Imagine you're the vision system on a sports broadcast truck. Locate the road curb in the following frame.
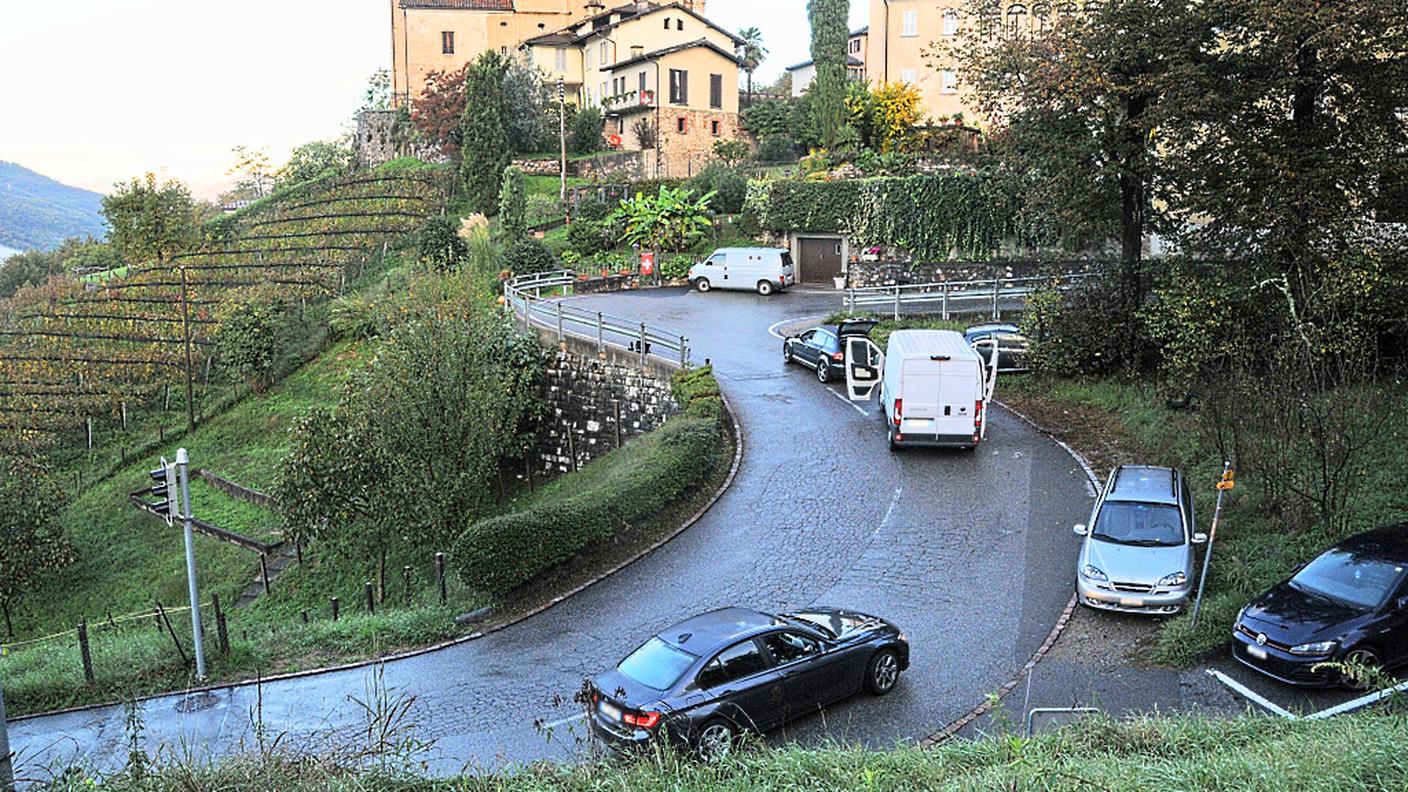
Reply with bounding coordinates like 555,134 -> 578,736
8,386 -> 746,725
917,399 -> 1099,747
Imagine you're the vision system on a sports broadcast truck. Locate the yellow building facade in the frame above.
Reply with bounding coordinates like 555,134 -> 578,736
866,0 -> 1088,124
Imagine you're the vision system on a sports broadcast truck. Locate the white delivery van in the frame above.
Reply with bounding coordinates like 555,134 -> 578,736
843,329 -> 996,451
687,247 -> 795,296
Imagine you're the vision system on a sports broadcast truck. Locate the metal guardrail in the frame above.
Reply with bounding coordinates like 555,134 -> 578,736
843,273 -> 1095,320
503,269 -> 691,369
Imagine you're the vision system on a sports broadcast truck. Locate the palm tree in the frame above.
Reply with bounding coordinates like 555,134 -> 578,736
737,27 -> 767,106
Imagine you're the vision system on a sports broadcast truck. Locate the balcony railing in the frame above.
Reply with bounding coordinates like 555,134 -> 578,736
603,89 -> 656,110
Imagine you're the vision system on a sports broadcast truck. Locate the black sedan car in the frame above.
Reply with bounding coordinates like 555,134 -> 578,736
783,319 -> 877,383
588,606 -> 909,758
1232,523 -> 1408,688
965,323 -> 1029,373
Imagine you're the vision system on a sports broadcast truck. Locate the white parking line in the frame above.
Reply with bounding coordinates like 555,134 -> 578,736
1306,678 -> 1408,719
1205,668 -> 1297,718
767,315 -> 831,340
825,386 -> 873,417
542,712 -> 586,729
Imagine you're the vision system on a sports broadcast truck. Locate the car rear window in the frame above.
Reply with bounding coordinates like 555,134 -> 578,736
1092,502 -> 1184,547
618,637 -> 698,690
1292,550 -> 1407,610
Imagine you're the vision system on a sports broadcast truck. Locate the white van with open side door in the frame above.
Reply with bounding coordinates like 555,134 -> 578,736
687,247 -> 795,296
843,329 -> 996,451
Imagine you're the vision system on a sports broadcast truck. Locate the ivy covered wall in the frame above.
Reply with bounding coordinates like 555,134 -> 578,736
745,174 -> 1038,261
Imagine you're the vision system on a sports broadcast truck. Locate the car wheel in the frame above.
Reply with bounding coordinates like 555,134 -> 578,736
1341,646 -> 1384,691
816,361 -> 831,383
696,278 -> 711,293
757,280 -> 774,296
694,718 -> 738,761
783,344 -> 793,364
866,648 -> 901,695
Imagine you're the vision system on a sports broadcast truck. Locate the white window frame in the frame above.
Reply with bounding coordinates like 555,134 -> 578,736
942,9 -> 959,36
900,68 -> 917,84
599,40 -> 609,64
555,47 -> 567,72
941,70 -> 958,94
902,10 -> 919,37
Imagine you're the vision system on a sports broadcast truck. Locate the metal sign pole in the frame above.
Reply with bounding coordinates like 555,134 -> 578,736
175,448 -> 207,679
1191,461 -> 1234,629
1,675 -> 13,792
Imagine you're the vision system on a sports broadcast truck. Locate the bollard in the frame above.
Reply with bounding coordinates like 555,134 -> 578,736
991,279 -> 1000,319
942,283 -> 950,321
78,621 -> 95,685
893,288 -> 900,320
403,565 -> 413,606
331,596 -> 340,621
436,552 -> 447,605
300,610 -> 309,624
365,582 -> 375,615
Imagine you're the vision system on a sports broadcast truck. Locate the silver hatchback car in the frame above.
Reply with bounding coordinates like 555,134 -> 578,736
1074,465 -> 1207,615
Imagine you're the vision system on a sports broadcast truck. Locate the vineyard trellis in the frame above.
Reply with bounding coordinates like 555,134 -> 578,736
0,169 -> 451,457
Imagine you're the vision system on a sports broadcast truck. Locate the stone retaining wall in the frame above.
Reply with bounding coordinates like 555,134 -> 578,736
535,348 -> 676,476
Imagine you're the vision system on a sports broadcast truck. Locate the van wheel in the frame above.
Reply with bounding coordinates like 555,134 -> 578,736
756,280 -> 774,296
695,279 -> 711,293
887,426 -> 899,452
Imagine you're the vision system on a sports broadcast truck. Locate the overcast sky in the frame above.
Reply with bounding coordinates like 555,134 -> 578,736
0,1 -> 868,200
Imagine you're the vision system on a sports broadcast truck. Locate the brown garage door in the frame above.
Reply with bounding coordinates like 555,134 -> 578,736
798,237 -> 843,284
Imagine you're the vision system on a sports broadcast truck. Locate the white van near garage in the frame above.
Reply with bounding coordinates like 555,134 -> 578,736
843,329 -> 996,451
687,247 -> 795,295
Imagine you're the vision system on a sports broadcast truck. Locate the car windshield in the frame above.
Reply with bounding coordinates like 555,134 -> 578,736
1092,502 -> 1184,547
1290,550 -> 1407,611
617,637 -> 698,690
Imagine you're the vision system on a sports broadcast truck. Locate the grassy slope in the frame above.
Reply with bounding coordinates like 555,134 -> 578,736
1000,376 -> 1408,665
67,711 -> 1408,791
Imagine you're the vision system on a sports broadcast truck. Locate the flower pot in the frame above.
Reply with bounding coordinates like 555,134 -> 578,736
833,275 -> 847,290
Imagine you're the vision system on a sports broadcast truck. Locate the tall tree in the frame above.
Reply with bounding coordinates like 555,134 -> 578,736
807,0 -> 850,147
951,0 -> 1194,346
0,454 -> 75,637
460,52 -> 513,214
101,172 -> 198,267
227,145 -> 274,198
412,64 -> 471,157
498,165 -> 528,244
737,27 -> 768,104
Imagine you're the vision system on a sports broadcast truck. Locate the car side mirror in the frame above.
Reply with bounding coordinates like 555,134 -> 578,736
1192,532 -> 1208,545
1397,595 -> 1408,612
1073,523 -> 1088,537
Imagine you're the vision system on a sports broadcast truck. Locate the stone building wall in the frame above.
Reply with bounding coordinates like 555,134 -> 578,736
535,348 -> 677,476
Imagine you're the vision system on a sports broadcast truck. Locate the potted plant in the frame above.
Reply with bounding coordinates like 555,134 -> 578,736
833,274 -> 847,290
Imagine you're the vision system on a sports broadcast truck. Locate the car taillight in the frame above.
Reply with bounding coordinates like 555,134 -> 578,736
831,351 -> 844,362
624,710 -> 661,729
894,398 -> 903,426
975,399 -> 984,428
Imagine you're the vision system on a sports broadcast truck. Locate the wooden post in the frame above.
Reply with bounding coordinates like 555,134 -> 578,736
259,554 -> 271,595
364,582 -> 375,615
435,552 -> 447,605
86,417 -> 93,450
613,399 -> 622,448
179,266 -> 196,432
300,610 -> 308,624
154,602 -> 189,666
212,593 -> 229,655
121,401 -> 128,431
331,596 -> 340,621
403,565 -> 412,606
295,542 -> 303,565
77,621 -> 95,685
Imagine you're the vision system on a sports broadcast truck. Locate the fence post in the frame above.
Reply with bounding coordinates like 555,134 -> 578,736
942,283 -> 950,321
259,554 -> 271,596
435,552 -> 447,605
212,593 -> 229,655
679,336 -> 688,368
847,289 -> 855,315
638,323 -> 647,366
77,621 -> 95,685
893,288 -> 900,321
331,597 -> 340,621
365,582 -> 375,615
556,301 -> 565,344
596,312 -> 605,358
992,278 -> 1000,319
403,565 -> 413,606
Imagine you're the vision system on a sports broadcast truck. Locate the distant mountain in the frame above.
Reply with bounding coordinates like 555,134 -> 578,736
0,161 -> 106,251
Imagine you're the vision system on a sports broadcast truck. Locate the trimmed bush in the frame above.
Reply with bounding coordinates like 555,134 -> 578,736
504,238 -> 559,275
453,367 -> 726,596
689,165 -> 748,215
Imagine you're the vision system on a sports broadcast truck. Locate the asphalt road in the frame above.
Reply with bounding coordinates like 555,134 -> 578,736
7,287 -> 1092,783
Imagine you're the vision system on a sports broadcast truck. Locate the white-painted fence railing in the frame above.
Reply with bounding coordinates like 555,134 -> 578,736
843,273 -> 1095,320
503,269 -> 691,368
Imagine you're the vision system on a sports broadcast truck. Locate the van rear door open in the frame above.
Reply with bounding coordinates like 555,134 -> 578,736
855,329 -> 991,449
844,337 -> 884,400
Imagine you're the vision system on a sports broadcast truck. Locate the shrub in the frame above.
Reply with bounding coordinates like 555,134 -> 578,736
214,285 -> 289,393
689,165 -> 748,215
417,215 -> 468,270
498,165 -> 528,243
566,219 -> 610,256
757,134 -> 799,163
504,238 -> 559,274
660,253 -> 695,281
453,368 -> 725,596
571,106 -> 604,155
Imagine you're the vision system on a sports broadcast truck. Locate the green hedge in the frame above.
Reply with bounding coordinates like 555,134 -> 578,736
744,173 -> 1035,260
453,367 -> 727,596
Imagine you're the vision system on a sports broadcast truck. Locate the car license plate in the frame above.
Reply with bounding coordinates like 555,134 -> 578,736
854,370 -> 873,380
598,700 -> 622,721
1120,597 -> 1141,607
1247,645 -> 1267,660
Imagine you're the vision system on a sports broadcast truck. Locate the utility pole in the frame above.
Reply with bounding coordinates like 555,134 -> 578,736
1,673 -> 13,792
176,448 -> 207,679
178,266 -> 195,432
558,77 -> 567,205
